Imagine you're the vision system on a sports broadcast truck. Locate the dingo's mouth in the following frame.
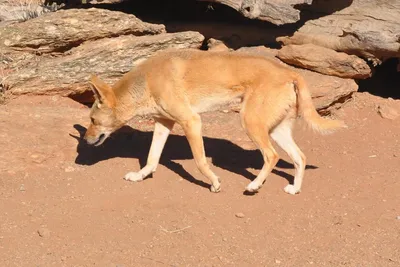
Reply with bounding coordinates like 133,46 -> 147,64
93,133 -> 106,146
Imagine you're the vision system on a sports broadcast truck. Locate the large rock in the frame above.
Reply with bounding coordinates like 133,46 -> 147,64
0,8 -> 165,53
198,0 -> 312,25
277,44 -> 371,79
236,46 -> 357,111
277,0 -> 400,65
3,32 -> 204,96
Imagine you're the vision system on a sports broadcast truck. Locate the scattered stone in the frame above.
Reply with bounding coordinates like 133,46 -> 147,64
37,227 -> 50,238
30,153 -> 47,164
19,184 -> 25,191
64,166 -> 75,173
275,259 -> 281,264
378,105 -> 399,120
396,216 -> 400,220
235,212 -> 245,218
333,215 -> 343,225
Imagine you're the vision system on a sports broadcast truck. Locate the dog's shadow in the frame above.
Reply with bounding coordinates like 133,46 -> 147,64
71,124 -> 318,190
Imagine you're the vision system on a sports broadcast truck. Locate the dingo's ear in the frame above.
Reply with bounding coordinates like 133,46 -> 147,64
89,75 -> 116,107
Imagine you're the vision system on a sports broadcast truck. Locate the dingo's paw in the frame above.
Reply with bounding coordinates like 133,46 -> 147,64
210,183 -> 221,193
124,172 -> 144,182
245,181 -> 261,192
283,184 -> 300,195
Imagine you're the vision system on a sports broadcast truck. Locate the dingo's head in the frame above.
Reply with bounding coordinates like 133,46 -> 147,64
84,75 -> 124,146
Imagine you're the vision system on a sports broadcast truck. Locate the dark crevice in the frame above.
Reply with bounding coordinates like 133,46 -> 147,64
45,0 -> 353,50
357,58 -> 400,100
69,90 -> 95,106
89,0 -> 294,49
295,0 -> 353,24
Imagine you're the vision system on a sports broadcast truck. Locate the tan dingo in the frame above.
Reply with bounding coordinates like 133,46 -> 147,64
83,48 -> 346,195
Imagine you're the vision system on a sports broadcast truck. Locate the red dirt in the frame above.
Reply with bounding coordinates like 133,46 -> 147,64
0,92 -> 399,266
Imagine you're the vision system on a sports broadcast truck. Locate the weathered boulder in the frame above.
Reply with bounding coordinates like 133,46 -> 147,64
277,44 -> 371,79
207,38 -> 231,51
0,8 -> 165,53
277,0 -> 400,65
3,32 -> 205,96
236,46 -> 357,111
198,0 -> 312,25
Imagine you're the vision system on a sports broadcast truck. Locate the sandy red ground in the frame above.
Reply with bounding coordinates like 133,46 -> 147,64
0,92 -> 399,266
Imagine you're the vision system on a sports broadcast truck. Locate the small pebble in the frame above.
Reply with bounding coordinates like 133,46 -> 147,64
37,228 -> 50,238
396,216 -> 400,220
64,166 -> 75,173
333,215 -> 343,225
30,153 -> 46,164
378,104 -> 399,120
275,259 -> 281,264
235,212 -> 245,218
19,184 -> 25,191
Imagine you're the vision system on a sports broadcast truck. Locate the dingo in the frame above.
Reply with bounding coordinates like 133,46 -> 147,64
83,48 -> 346,194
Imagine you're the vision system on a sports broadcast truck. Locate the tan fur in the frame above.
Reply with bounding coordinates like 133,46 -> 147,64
83,48 -> 346,194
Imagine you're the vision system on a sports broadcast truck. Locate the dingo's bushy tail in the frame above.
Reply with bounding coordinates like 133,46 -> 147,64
294,76 -> 347,134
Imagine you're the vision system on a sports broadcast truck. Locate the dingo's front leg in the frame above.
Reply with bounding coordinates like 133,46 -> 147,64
180,113 -> 221,193
124,118 -> 174,182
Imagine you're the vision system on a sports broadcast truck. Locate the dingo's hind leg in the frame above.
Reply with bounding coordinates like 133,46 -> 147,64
270,118 -> 306,195
241,103 -> 280,193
